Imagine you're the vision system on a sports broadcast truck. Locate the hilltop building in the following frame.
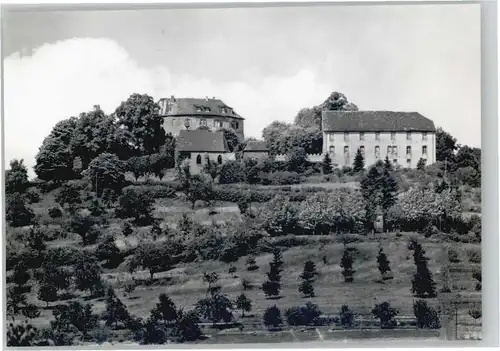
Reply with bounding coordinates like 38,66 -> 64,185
176,129 -> 235,174
158,96 -> 245,139
242,140 -> 269,160
322,111 -> 436,169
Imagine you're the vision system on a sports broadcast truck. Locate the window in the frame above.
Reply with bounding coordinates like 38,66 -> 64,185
406,132 -> 412,141
214,120 -> 223,128
360,146 -> 365,156
375,146 -> 380,158
392,146 -> 398,156
328,134 -> 334,142
200,119 -> 207,127
196,155 -> 202,165
387,146 -> 392,155
375,132 -> 380,141
172,118 -> 178,126
360,132 -> 365,141
391,132 -> 396,141
221,107 -> 226,114
344,132 -> 349,141
406,146 -> 411,155
217,155 -> 223,164
344,146 -> 349,155
329,146 -> 335,155
407,159 -> 411,167
422,145 -> 428,155
422,132 -> 428,141
231,121 -> 239,130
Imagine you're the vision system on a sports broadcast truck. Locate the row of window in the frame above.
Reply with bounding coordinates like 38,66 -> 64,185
329,131 -> 428,142
171,118 -> 240,130
196,154 -> 223,165
328,145 -> 428,157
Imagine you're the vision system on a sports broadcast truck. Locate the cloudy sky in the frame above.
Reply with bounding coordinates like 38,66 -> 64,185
3,3 -> 481,176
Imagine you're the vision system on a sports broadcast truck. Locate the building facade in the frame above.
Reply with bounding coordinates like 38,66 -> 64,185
322,111 -> 436,169
242,140 -> 269,160
176,129 -> 235,175
158,96 -> 245,139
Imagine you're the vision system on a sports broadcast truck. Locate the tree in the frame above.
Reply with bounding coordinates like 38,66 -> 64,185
413,300 -> 441,329
175,310 -> 203,342
96,235 -> 123,268
178,214 -> 193,236
182,175 -> 214,209
12,262 -> 30,288
468,306 -> 482,326
7,286 -> 27,316
246,256 -> 259,271
34,117 -> 78,182
127,156 -> 149,181
114,93 -> 166,155
6,193 -> 35,227
54,181 -> 82,213
377,247 -> 392,280
436,127 -> 457,162
381,159 -> 398,227
38,284 -> 58,308
122,221 -> 134,237
299,260 -> 318,298
218,128 -> 240,152
85,153 -> 126,198
322,153 -> 333,174
417,158 -> 426,171
228,266 -> 237,277
263,305 -> 282,329
151,294 -> 178,325
22,304 -> 41,319
129,243 -> 176,280
235,293 -> 252,317
409,240 -> 437,298
54,301 -> 99,339
6,159 -> 29,194
70,106 -> 117,169
298,280 -> 315,298
353,148 -> 365,173
472,269 -> 482,291
287,146 -> 308,173
285,302 -> 322,326
339,305 -> 354,328
203,272 -> 220,295
103,288 -> 130,329
195,294 -> 234,326
262,248 -> 284,298
39,263 -> 71,293
116,186 -> 155,224
7,320 -> 39,347
64,212 -> 99,246
202,155 -> 221,182
340,248 -> 355,283
372,302 -> 398,329
73,255 -> 102,295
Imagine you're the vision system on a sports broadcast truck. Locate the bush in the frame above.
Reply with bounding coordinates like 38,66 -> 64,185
115,186 -> 155,224
219,161 -> 245,184
467,248 -> 481,263
447,247 -> 461,263
25,189 -> 41,204
126,185 -> 176,199
45,247 -> 83,267
48,207 -> 63,218
260,171 -> 302,185
413,300 -> 441,329
285,302 -> 322,326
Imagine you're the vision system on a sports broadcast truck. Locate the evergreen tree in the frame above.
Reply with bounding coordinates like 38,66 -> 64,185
262,248 -> 284,298
298,280 -> 315,298
263,305 -> 282,329
151,293 -> 178,325
246,256 -> 259,271
381,162 -> 398,228
235,293 -> 252,317
413,300 -> 441,329
416,158 -> 426,171
298,260 -> 318,297
322,153 -> 333,174
409,240 -> 437,297
372,301 -> 398,329
38,284 -> 58,308
103,288 -> 130,329
339,305 -> 354,328
340,248 -> 355,283
435,179 -> 449,193
353,148 -> 365,173
175,310 -> 202,342
377,247 -> 392,280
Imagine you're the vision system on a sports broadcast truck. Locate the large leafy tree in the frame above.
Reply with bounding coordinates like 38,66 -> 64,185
84,153 -> 126,198
262,122 -> 322,155
34,117 -> 78,182
70,106 -> 117,169
6,159 -> 29,194
436,127 -> 457,162
6,193 -> 35,227
114,93 -> 166,155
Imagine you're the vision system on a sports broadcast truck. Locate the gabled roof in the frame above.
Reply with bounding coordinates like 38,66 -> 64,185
243,140 -> 269,152
160,97 -> 244,120
177,130 -> 231,153
322,111 -> 436,132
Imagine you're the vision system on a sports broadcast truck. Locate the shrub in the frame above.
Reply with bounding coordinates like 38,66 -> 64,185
372,302 -> 398,329
6,193 -> 35,227
285,302 -> 322,326
219,161 -> 245,184
126,185 -> 176,199
413,300 -> 441,329
263,306 -> 282,329
467,248 -> 481,263
45,247 -> 83,267
48,207 -> 63,218
447,247 -> 461,263
115,186 -> 155,224
339,305 -> 354,328
25,189 -> 41,204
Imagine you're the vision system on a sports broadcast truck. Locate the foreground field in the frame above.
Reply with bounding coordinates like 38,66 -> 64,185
12,191 -> 482,343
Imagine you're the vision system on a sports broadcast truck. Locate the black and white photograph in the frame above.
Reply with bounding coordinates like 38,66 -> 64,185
2,1 -> 484,347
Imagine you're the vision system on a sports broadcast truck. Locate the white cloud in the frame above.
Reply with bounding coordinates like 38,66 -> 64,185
4,38 -> 330,178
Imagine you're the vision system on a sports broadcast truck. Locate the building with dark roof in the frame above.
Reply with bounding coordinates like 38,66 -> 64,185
242,140 -> 269,160
159,96 -> 245,139
176,130 -> 235,174
322,111 -> 436,169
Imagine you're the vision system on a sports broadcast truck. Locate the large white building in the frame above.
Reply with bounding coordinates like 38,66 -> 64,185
322,111 -> 436,169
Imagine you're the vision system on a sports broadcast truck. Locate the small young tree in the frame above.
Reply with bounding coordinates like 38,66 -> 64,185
182,175 -> 214,209
122,220 -> 134,237
151,221 -> 163,241
262,280 -> 281,298
417,158 -> 426,171
103,288 -> 131,329
298,280 -> 315,298
203,272 -> 220,295
246,256 -> 259,271
203,155 -> 221,182
6,193 -> 35,227
228,266 -> 237,277
262,248 -> 284,298
340,248 -> 355,283
195,294 -> 234,326
21,304 -> 41,319
300,260 -> 318,281
151,293 -> 178,325
472,269 -> 482,291
241,278 -> 253,291
73,255 -> 102,295
322,153 -> 333,175
372,302 -> 398,329
287,147 -> 308,173
38,284 -> 58,308
468,305 -> 482,326
339,305 -> 354,328
413,300 -> 441,329
5,159 -> 29,194
377,247 -> 392,280
175,310 -> 203,342
409,240 -> 437,298
263,305 -> 282,329
353,148 -> 365,173
235,293 -> 252,317
178,214 -> 193,236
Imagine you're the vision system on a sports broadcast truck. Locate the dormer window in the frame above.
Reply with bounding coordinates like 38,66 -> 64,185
221,107 -> 226,114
